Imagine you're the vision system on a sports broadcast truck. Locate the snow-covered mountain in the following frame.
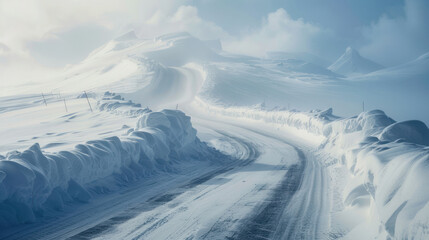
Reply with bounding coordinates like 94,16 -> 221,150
328,47 -> 383,75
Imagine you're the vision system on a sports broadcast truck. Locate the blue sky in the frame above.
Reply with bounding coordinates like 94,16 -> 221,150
0,0 -> 428,72
193,0 -> 404,35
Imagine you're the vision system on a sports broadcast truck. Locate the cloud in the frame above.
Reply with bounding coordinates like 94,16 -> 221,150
0,1 -> 225,63
137,5 -> 227,40
0,0 -> 194,87
0,1 -> 116,55
360,0 -> 429,66
222,8 -> 329,57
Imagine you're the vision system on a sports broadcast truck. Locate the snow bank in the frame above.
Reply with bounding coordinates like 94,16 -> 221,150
98,91 -> 150,117
193,97 -> 336,136
197,99 -> 429,239
379,120 -> 429,146
0,108 -> 217,227
322,112 -> 429,238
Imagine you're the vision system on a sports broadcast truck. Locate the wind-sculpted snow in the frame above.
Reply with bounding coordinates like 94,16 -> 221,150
0,108 -> 218,227
194,97 -> 336,136
97,91 -> 150,117
196,99 -> 429,239
322,111 -> 429,239
379,120 -> 429,146
322,110 -> 395,137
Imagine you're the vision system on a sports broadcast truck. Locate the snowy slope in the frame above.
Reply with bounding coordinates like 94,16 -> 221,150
355,51 -> 429,80
328,47 -> 383,75
266,51 -> 330,67
3,32 -> 426,123
341,51 -> 429,123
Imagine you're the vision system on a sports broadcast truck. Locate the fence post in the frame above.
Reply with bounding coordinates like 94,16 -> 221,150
83,91 -> 93,112
41,93 -> 47,106
63,98 -> 68,112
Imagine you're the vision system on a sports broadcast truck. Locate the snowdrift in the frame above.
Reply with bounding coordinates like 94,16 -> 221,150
322,111 -> 429,239
194,97 -> 337,136
0,105 -> 219,227
98,91 -> 150,117
197,100 -> 429,239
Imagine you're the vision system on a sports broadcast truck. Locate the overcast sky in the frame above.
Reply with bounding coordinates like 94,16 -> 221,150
0,0 -> 428,81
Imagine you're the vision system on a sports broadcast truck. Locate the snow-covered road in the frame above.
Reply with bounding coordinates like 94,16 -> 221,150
71,116 -> 329,240
0,107 -> 331,240
0,56 -> 335,239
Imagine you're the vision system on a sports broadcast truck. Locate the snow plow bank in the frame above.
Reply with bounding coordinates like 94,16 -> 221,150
194,98 -> 429,239
0,107 -> 221,227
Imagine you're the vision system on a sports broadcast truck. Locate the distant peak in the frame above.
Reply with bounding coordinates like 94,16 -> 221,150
328,46 -> 383,75
344,47 -> 359,56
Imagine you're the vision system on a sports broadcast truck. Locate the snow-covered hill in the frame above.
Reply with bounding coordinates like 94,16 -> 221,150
328,47 -> 383,75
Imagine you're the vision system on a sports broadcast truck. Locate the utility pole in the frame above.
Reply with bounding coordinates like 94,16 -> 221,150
84,91 -> 93,112
63,98 -> 68,112
41,93 -> 47,106
176,104 -> 178,110
362,101 -> 365,112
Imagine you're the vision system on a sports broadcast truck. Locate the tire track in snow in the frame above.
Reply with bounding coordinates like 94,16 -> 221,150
66,133 -> 259,240
232,148 -> 306,240
218,125 -> 329,240
270,152 -> 328,240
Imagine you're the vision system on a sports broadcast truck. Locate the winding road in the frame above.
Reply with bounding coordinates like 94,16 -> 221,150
0,110 -> 330,240
0,62 -> 332,240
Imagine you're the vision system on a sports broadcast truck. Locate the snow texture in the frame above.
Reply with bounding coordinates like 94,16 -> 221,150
198,100 -> 429,239
0,99 -> 217,227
